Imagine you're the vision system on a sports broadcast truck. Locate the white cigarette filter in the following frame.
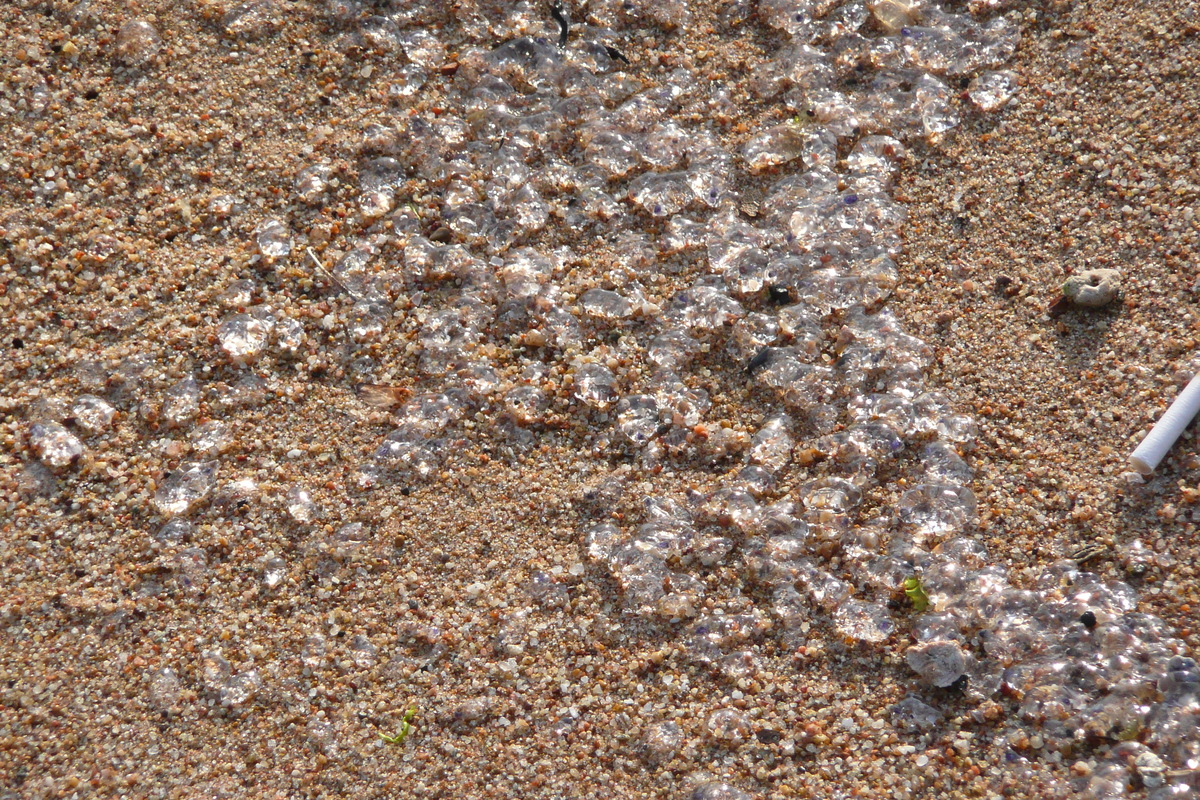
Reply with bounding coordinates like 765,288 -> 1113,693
1130,373 -> 1200,475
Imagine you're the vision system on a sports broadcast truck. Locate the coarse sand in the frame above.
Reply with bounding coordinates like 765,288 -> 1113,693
1,0 -> 1198,798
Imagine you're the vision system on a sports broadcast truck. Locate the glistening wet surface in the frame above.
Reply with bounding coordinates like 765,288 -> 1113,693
2,0 -> 1199,798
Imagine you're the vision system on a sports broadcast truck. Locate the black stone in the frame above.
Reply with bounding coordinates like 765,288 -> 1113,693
746,347 -> 773,375
766,285 -> 793,304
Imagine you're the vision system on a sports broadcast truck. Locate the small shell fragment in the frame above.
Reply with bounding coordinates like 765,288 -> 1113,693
1062,268 -> 1121,308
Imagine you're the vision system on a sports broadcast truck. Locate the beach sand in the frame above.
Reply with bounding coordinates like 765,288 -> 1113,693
1,0 -> 1198,797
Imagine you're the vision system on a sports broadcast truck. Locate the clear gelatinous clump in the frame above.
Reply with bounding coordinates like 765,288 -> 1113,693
254,218 -> 293,259
162,377 -> 201,428
115,20 -> 162,66
690,780 -> 752,800
71,395 -> 117,434
222,0 -> 282,39
148,667 -> 181,710
706,708 -> 751,746
642,720 -> 685,763
262,556 -> 287,588
898,482 -> 978,542
171,1 -> 1196,791
834,600 -> 895,643
154,461 -> 218,516
29,422 -> 84,469
285,486 -> 317,523
218,313 -> 272,364
294,164 -> 332,204
968,70 -> 1018,111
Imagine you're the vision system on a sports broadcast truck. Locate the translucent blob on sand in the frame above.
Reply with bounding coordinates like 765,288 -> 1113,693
222,0 -> 282,39
642,720 -> 684,764
69,398 -> 115,434
29,422 -> 84,468
968,70 -> 1018,111
285,486 -> 317,523
906,639 -> 966,688
173,1 -> 1192,787
218,314 -> 272,364
898,482 -> 978,540
153,461 -> 218,516
115,20 -> 162,66
834,600 -> 895,643
254,218 -> 293,259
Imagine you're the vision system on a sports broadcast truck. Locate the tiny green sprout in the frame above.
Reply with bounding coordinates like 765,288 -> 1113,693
902,576 -> 930,612
379,706 -> 417,744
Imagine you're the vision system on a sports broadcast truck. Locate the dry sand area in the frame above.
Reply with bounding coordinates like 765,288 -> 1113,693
1,0 -> 1199,798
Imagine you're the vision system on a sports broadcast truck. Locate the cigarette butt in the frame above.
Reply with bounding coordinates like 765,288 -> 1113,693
1130,373 -> 1200,475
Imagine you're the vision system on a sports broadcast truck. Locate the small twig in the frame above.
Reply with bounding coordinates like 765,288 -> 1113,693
604,45 -> 631,65
550,3 -> 569,49
306,247 -> 351,296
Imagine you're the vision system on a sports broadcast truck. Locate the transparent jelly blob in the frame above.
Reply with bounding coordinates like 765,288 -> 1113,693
834,600 -> 895,643
218,314 -> 272,364
898,482 -> 978,541
254,218 -> 293,259
285,486 -> 317,523
71,395 -> 116,435
153,461 -> 218,516
190,421 -> 232,456
115,20 -> 162,66
262,556 -> 287,589
968,70 -> 1018,111
29,422 -> 84,469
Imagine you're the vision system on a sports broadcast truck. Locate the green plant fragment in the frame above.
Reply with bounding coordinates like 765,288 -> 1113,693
903,576 -> 930,612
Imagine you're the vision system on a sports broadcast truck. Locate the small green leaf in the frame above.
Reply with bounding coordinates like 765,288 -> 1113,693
902,576 -> 930,612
